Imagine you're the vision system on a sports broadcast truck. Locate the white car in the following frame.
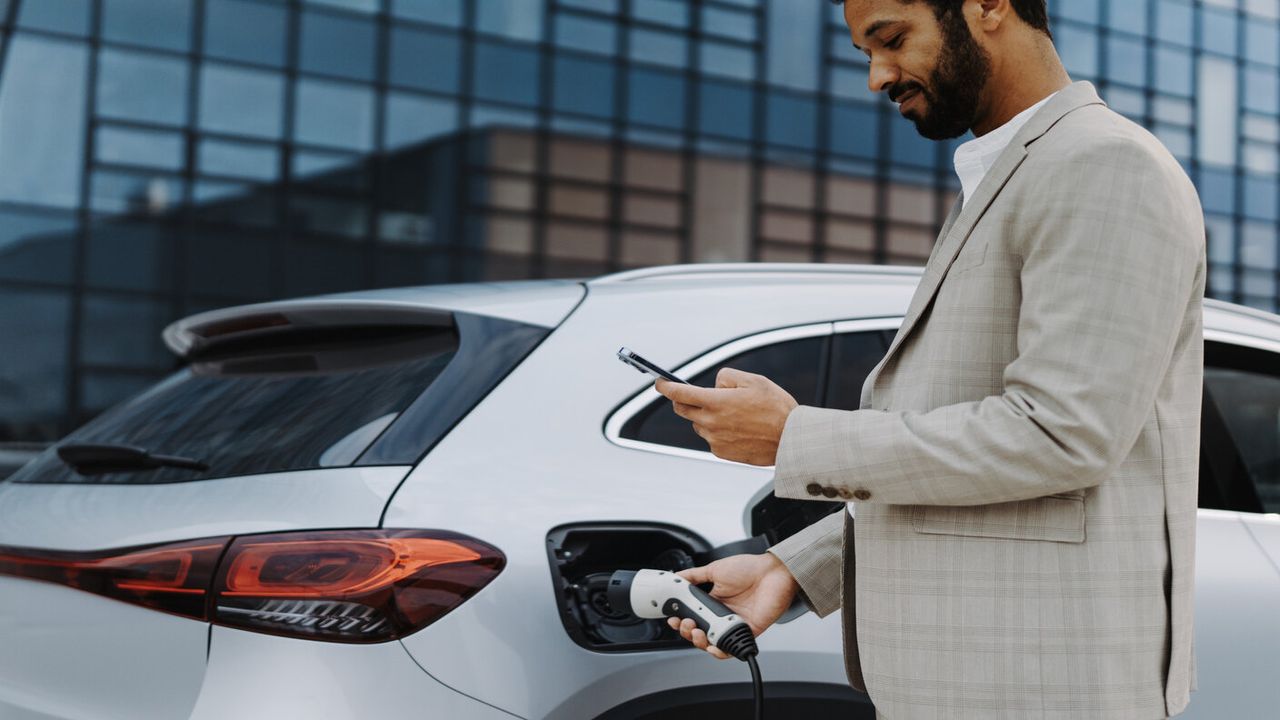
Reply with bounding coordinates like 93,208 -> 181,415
1,264 -> 1277,720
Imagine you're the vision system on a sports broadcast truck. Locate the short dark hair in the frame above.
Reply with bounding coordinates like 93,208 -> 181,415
830,0 -> 1052,39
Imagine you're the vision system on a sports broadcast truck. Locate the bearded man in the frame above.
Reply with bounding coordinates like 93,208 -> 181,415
655,1 -> 1206,718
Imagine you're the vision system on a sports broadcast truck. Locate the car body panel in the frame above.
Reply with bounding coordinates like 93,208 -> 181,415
189,627 -> 521,720
0,577 -> 208,720
1178,510 -> 1280,719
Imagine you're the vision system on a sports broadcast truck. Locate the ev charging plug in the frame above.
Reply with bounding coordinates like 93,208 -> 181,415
608,569 -> 764,719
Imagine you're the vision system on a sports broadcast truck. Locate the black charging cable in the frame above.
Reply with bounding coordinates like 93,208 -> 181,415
717,622 -> 763,720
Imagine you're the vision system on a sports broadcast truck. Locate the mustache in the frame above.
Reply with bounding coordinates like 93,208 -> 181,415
888,82 -> 925,103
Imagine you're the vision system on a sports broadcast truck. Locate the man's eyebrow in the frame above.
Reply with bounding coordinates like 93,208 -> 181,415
853,19 -> 900,51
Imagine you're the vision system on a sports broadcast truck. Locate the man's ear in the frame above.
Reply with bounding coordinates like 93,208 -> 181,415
970,0 -> 1010,33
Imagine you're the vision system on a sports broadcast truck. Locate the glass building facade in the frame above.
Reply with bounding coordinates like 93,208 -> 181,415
0,0 -> 1277,448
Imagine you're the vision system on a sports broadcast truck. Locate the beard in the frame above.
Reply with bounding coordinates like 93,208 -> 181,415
891,11 -> 992,140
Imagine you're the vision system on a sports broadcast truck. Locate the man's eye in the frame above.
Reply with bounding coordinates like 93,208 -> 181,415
886,34 -> 905,50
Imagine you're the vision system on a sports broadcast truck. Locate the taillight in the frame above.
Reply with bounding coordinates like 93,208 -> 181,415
0,529 -> 504,643
211,529 -> 504,643
0,538 -> 229,620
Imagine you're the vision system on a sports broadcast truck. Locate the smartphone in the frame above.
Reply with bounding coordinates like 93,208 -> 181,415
616,347 -> 689,384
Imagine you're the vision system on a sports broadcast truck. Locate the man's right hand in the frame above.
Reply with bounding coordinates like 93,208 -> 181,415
666,552 -> 799,660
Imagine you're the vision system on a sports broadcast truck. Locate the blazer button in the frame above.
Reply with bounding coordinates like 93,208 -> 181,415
837,488 -> 853,500
853,488 -> 872,501
806,483 -> 823,496
822,487 -> 838,499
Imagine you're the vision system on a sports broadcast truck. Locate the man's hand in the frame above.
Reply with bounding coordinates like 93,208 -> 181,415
654,368 -> 798,466
666,552 -> 799,660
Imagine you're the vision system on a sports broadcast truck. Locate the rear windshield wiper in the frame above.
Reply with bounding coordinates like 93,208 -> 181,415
56,444 -> 209,476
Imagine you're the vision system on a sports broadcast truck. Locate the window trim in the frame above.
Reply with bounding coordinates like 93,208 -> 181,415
603,317 -> 903,465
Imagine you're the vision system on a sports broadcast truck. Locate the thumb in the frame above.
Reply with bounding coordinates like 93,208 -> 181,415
676,564 -> 712,585
714,367 -> 754,389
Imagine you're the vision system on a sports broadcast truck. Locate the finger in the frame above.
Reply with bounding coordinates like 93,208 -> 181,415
654,379 -> 720,408
679,618 -> 696,643
671,401 -> 709,425
690,628 -> 710,651
708,646 -> 731,661
691,422 -> 708,440
667,617 -> 680,631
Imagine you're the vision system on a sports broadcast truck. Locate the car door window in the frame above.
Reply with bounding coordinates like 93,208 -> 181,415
619,336 -> 827,452
1202,341 -> 1280,513
825,330 -> 892,411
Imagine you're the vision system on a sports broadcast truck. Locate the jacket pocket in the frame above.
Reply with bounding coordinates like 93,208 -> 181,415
911,493 -> 1085,543
948,240 -> 988,275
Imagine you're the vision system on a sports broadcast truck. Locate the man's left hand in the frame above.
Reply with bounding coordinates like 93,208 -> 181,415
654,368 -> 799,466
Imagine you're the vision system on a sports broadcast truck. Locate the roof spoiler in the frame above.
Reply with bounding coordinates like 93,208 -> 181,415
163,299 -> 453,359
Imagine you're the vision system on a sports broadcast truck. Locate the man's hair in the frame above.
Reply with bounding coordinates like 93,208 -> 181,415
830,0 -> 1052,39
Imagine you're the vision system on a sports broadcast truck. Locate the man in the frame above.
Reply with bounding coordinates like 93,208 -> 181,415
654,1 -> 1205,718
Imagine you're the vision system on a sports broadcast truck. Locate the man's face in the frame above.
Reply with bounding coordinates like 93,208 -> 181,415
845,0 -> 992,139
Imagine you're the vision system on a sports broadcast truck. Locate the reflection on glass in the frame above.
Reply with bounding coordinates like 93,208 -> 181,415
554,13 -> 617,55
96,126 -> 185,171
199,64 -> 284,139
474,41 -> 539,106
1198,56 -> 1238,167
701,42 -> 754,81
294,78 -> 375,150
102,0 -> 192,52
633,0 -> 687,27
90,170 -> 184,216
630,28 -> 687,68
204,0 -> 287,68
18,0 -> 91,35
703,6 -> 755,41
0,36 -> 87,209
97,48 -> 188,125
307,0 -> 378,13
389,26 -> 461,92
765,0 -> 820,91
300,9 -> 377,81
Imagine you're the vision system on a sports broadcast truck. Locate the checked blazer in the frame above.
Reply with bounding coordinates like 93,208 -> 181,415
766,82 -> 1206,719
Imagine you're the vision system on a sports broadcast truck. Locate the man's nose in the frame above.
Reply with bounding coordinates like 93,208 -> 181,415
868,58 -> 899,95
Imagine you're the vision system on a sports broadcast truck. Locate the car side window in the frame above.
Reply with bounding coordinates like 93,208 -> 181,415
1201,342 -> 1280,514
824,330 -> 892,411
619,336 -> 826,452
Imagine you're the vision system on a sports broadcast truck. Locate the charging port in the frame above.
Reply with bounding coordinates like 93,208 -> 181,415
546,523 -> 711,652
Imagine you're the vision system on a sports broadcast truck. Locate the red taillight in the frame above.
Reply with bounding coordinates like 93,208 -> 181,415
0,530 -> 505,643
212,530 -> 504,642
0,538 -> 229,620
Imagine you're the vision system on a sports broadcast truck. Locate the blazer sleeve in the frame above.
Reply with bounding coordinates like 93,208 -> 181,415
766,509 -> 844,618
773,136 -> 1205,507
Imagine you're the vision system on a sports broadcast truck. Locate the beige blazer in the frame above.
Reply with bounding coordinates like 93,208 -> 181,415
767,82 -> 1205,719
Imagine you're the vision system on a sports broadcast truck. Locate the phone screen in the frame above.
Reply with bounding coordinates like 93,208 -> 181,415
616,347 -> 689,384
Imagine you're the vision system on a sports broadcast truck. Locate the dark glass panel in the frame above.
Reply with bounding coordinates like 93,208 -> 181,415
389,25 -> 461,93
89,170 -> 185,216
632,0 -> 688,28
383,92 -> 458,149
184,226 -> 273,298
476,0 -> 543,41
889,112 -> 936,168
627,67 -> 685,129
473,41 -> 540,107
553,55 -> 615,119
766,91 -> 817,149
17,0 -> 91,35
204,0 -> 287,68
0,288 -> 70,442
293,78 -> 375,150
391,0 -> 463,26
102,0 -> 192,52
698,79 -> 752,140
829,102 -> 879,159
198,139 -> 280,182
630,28 -> 686,68
554,13 -> 616,55
0,36 -> 88,209
0,210 -> 77,285
700,41 -> 754,81
97,48 -> 188,126
80,294 -> 172,369
85,221 -> 172,293
300,9 -> 376,81
198,64 -> 285,139
95,126 -> 185,171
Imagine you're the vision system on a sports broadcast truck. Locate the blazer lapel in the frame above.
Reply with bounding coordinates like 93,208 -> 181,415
870,82 -> 1108,396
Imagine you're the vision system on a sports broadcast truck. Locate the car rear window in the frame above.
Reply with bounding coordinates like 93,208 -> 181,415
8,319 -> 498,485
